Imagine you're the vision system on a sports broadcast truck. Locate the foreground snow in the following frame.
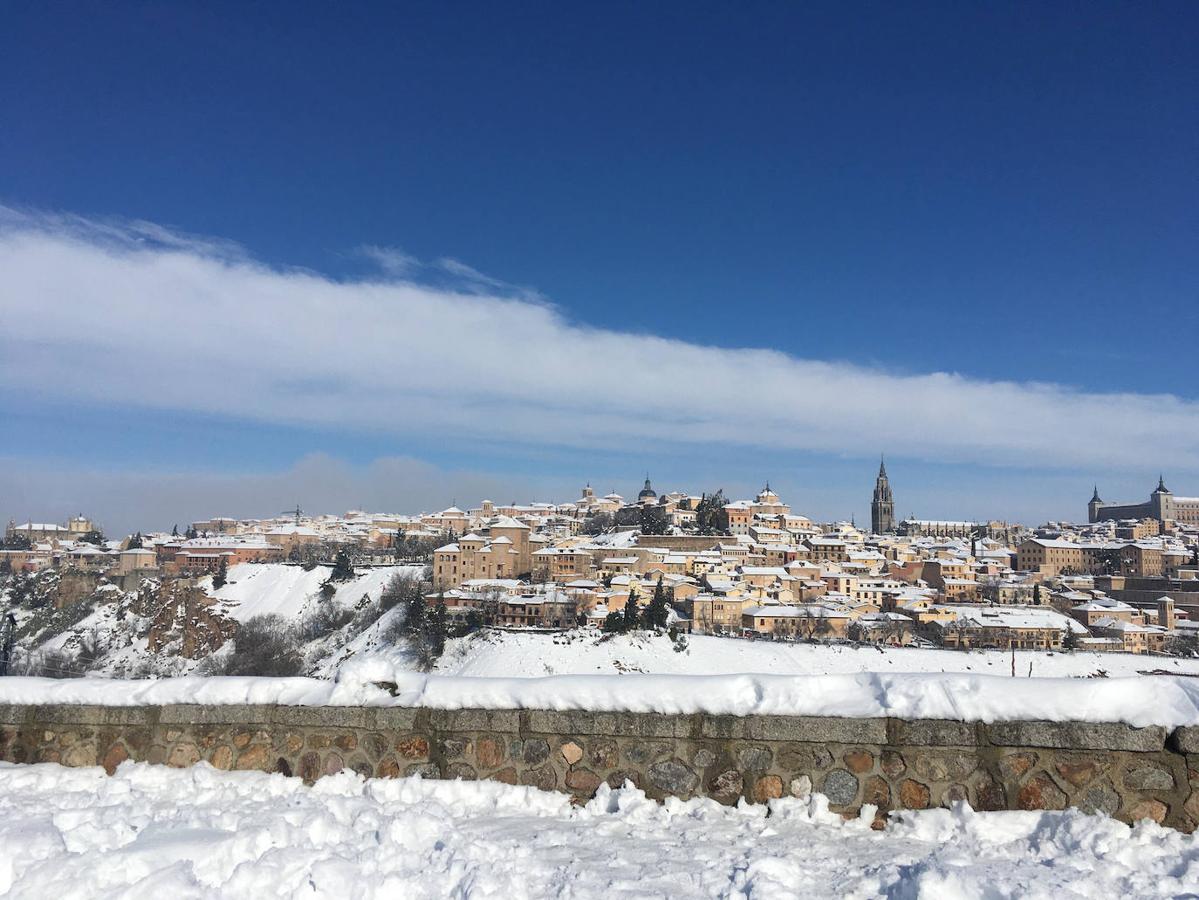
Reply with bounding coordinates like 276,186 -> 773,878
436,630 -> 1199,679
0,763 -> 1193,899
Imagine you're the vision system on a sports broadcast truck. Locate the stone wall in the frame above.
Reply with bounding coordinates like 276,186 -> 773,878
2,704 -> 1197,831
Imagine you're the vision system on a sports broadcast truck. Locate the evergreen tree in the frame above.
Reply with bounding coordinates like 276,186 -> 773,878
405,591 -> 427,640
213,556 -> 228,589
694,490 -> 727,534
1063,626 -> 1080,652
639,504 -> 669,535
1032,583 -> 1042,605
643,576 -> 670,630
622,590 -> 640,632
2,533 -> 31,551
602,611 -> 624,633
185,525 -> 198,540
428,600 -> 448,659
126,532 -> 144,550
171,524 -> 179,537
329,549 -> 355,582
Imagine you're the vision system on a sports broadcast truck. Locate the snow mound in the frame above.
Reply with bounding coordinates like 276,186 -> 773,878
0,762 -> 1194,898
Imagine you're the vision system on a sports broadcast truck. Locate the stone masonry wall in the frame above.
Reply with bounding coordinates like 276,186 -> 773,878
2,704 -> 1198,831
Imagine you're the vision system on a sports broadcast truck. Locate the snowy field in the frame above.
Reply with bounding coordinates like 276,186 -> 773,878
435,629 -> 1199,679
0,763 -> 1194,899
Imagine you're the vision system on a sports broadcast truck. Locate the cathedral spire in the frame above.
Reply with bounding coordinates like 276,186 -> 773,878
871,456 -> 895,534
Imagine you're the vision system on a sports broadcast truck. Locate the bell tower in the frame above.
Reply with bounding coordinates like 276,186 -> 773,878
871,457 -> 895,534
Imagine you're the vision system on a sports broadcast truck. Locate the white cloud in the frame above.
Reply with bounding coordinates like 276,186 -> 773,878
1,207 -> 1197,472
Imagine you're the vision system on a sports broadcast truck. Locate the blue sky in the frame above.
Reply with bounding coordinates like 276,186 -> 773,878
1,2 -> 1196,533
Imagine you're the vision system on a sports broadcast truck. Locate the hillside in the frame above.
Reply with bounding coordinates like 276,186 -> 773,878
5,562 -> 1198,682
1,563 -> 426,678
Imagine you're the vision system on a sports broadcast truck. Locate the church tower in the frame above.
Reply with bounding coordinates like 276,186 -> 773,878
871,457 -> 895,534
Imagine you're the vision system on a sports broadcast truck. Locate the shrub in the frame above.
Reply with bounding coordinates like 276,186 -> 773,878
297,603 -> 355,642
218,615 -> 304,676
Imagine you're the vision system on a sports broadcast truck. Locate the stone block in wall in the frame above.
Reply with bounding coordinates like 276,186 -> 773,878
716,715 -> 886,744
523,709 -> 688,739
0,705 -> 28,725
889,719 -> 980,747
99,707 -> 156,726
646,759 -> 698,796
373,707 -> 419,731
427,708 -> 521,732
821,768 -> 860,808
272,707 -> 370,729
1172,726 -> 1199,754
31,705 -> 109,725
985,721 -> 1166,752
158,704 -> 273,726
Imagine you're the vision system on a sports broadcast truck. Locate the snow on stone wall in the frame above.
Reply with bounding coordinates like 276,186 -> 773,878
3,669 -> 1199,727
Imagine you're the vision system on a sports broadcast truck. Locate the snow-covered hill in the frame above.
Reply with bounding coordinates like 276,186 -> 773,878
210,564 -> 416,623
1,563 -> 426,678
6,563 -> 1198,682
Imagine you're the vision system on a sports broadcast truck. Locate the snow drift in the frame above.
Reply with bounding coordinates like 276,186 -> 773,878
1,762 -> 1196,898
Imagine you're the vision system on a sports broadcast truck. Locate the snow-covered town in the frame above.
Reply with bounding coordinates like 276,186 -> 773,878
4,471 -> 1199,680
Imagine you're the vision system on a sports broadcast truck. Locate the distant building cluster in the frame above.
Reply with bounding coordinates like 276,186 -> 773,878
4,465 -> 1199,657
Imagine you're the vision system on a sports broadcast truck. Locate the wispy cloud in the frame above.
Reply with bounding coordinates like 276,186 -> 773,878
358,244 -> 420,277
1,208 -> 1197,473
356,242 -> 546,304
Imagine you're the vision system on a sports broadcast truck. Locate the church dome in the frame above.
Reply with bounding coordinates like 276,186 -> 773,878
638,476 -> 657,501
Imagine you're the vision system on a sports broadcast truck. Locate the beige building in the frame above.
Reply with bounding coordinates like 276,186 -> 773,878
740,604 -> 851,639
433,516 -> 533,588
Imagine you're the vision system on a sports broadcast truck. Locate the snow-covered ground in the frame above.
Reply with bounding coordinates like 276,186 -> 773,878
0,762 -> 1193,899
435,629 -> 1199,679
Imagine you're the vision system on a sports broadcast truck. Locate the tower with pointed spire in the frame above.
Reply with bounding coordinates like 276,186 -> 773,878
1150,474 -> 1174,522
1087,475 -> 1195,524
871,457 -> 895,534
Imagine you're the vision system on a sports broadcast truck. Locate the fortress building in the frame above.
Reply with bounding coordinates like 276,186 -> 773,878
1088,477 -> 1199,526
